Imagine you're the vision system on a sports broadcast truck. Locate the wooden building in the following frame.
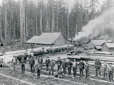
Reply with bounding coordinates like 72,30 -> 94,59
26,32 -> 71,46
102,42 -> 114,52
87,40 -> 106,51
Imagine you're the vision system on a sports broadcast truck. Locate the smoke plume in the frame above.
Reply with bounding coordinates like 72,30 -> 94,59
74,1 -> 114,41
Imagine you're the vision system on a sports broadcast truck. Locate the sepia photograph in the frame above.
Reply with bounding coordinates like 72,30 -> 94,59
0,0 -> 114,85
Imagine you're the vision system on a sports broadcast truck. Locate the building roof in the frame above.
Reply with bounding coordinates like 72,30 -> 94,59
26,32 -> 62,45
26,36 -> 40,44
95,46 -> 102,49
104,43 -> 114,48
91,40 -> 107,46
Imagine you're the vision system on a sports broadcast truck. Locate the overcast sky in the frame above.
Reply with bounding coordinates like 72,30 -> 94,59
0,0 -> 105,10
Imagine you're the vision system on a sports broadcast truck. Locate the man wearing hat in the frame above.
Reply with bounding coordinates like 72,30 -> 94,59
79,60 -> 84,78
108,63 -> 113,82
62,59 -> 67,76
12,55 -> 17,74
72,59 -> 77,77
45,57 -> 50,71
57,57 -> 62,71
103,61 -> 108,79
29,57 -> 35,73
50,60 -> 55,75
95,58 -> 101,77
38,57 -> 43,69
38,57 -> 43,65
35,62 -> 41,78
58,66 -> 63,78
21,57 -> 25,73
68,60 -> 72,75
85,60 -> 89,78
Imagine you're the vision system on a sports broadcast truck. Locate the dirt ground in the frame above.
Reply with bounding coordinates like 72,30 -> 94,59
0,57 -> 114,85
0,66 -> 113,85
0,74 -> 28,85
0,67 -> 84,85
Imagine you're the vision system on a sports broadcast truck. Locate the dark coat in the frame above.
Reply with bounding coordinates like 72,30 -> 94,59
68,61 -> 72,68
62,61 -> 67,68
95,60 -> 101,69
21,59 -> 25,69
38,58 -> 43,65
57,59 -> 62,66
45,59 -> 50,66
29,59 -> 35,66
79,61 -> 84,69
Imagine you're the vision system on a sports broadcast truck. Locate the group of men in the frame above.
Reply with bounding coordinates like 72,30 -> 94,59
12,56 -> 43,78
29,57 -> 43,78
11,56 -> 114,82
45,57 -> 89,78
95,59 -> 114,82
45,57 -> 114,81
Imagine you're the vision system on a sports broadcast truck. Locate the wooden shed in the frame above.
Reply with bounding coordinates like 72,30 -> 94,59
102,42 -> 114,52
87,40 -> 106,50
26,32 -> 71,46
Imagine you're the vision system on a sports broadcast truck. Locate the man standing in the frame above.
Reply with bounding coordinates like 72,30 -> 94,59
21,57 -> 25,73
62,59 -> 67,76
108,63 -> 113,82
95,59 -> 101,77
79,60 -> 84,78
58,66 -> 63,78
57,57 -> 62,71
68,60 -> 72,75
103,61 -> 108,79
29,57 -> 35,73
12,56 -> 17,74
85,60 -> 89,78
35,63 -> 41,79
38,57 -> 43,69
72,59 -> 77,77
45,57 -> 50,71
50,60 -> 55,75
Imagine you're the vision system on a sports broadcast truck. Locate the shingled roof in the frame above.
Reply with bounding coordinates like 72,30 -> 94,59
26,32 -> 62,45
91,40 -> 107,46
103,43 -> 114,48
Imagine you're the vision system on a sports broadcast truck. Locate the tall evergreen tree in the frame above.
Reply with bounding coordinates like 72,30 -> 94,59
20,0 -> 26,42
89,0 -> 99,19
